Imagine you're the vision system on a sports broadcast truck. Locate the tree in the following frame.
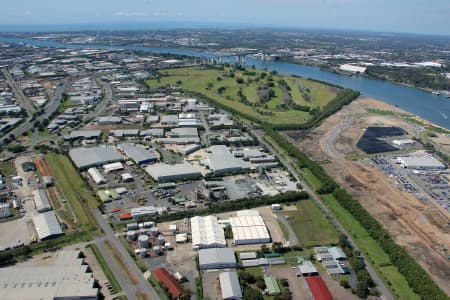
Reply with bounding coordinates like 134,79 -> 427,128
255,277 -> 266,290
271,242 -> 284,253
243,286 -> 264,300
355,281 -> 368,298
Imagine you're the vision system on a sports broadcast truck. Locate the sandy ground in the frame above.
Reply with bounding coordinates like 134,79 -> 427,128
283,96 -> 450,295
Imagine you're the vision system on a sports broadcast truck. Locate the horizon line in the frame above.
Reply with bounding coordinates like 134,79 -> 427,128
0,21 -> 449,38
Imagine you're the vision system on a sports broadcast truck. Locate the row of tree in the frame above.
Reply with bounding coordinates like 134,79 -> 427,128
266,129 -> 448,299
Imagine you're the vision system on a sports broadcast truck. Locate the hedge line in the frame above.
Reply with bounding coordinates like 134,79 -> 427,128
152,191 -> 308,223
267,129 -> 449,300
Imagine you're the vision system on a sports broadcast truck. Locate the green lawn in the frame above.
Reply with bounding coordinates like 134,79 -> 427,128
320,194 -> 420,300
45,153 -> 98,232
88,243 -> 122,294
280,200 -> 339,247
0,160 -> 16,176
147,67 -> 338,125
301,168 -> 322,190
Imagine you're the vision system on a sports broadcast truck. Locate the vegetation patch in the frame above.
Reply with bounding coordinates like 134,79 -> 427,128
280,200 -> 339,247
87,243 -> 122,294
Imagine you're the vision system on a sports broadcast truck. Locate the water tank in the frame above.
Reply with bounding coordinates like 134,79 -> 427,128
138,223 -> 144,229
139,248 -> 148,258
127,230 -> 137,241
143,221 -> 155,228
139,228 -> 147,235
138,234 -> 150,248
150,227 -> 159,237
157,234 -> 165,245
153,245 -> 161,255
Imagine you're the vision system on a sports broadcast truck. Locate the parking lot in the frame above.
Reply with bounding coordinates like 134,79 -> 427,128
367,156 -> 449,212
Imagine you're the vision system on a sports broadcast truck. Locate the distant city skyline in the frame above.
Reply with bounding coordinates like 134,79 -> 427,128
0,0 -> 449,36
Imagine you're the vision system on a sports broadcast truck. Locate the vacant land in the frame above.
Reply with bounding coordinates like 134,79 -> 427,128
280,200 -> 339,247
147,66 -> 338,125
45,153 -> 98,232
285,96 -> 450,296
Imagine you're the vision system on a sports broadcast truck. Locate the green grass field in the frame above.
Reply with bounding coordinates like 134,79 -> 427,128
88,243 -> 122,294
0,160 -> 16,176
321,194 -> 420,300
147,67 -> 338,125
301,168 -> 322,190
281,200 -> 339,247
45,153 -> 98,232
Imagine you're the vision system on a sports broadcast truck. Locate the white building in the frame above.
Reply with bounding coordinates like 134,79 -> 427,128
219,271 -> 242,300
397,156 -> 446,170
198,248 -> 237,270
87,167 -> 107,184
229,210 -> 271,245
191,215 -> 226,249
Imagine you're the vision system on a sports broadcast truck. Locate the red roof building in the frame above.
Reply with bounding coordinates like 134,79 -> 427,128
305,276 -> 333,300
153,267 -> 186,300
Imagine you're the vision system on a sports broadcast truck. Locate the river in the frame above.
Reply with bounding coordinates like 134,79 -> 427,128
1,36 -> 449,129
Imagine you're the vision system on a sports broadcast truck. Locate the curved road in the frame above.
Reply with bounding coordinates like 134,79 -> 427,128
253,129 -> 394,300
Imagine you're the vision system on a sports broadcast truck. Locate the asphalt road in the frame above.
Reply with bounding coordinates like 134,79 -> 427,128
0,78 -> 72,143
92,209 -> 159,300
252,129 -> 394,300
2,68 -> 35,113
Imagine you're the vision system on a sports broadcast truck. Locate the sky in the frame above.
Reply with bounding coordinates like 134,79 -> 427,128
0,0 -> 449,35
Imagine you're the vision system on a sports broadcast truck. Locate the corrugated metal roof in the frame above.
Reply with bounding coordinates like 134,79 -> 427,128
32,211 -> 63,240
69,146 -> 122,170
219,271 -> 242,299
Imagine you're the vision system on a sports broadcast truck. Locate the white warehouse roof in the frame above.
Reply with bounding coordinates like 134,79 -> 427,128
32,190 -> 51,213
69,146 -> 123,170
0,250 -> 98,300
229,212 -> 271,245
397,156 -> 446,170
145,162 -> 201,182
205,145 -> 249,175
32,211 -> 63,240
191,216 -> 226,249
198,248 -> 236,270
219,271 -> 242,300
87,167 -> 106,184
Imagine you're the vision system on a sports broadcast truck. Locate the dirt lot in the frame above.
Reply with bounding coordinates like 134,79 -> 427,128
284,96 -> 450,295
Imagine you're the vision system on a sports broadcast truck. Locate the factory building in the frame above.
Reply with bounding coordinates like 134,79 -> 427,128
117,142 -> 158,165
169,127 -> 199,138
229,210 -> 271,245
69,146 -> 123,170
203,145 -> 249,176
32,189 -> 52,213
0,250 -> 99,300
191,215 -> 226,249
198,248 -> 237,270
131,206 -> 158,218
219,271 -> 242,300
397,156 -> 446,170
145,162 -> 201,182
103,162 -> 124,173
87,167 -> 107,184
152,268 -> 186,300
66,129 -> 102,141
32,211 -> 63,240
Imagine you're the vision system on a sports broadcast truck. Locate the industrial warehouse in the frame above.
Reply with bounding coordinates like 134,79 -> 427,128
145,162 -> 201,182
198,248 -> 237,270
69,146 -> 123,170
397,155 -> 446,170
229,210 -> 271,245
191,215 -> 226,249
0,250 -> 99,300
117,142 -> 158,165
32,211 -> 63,241
202,145 -> 250,175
